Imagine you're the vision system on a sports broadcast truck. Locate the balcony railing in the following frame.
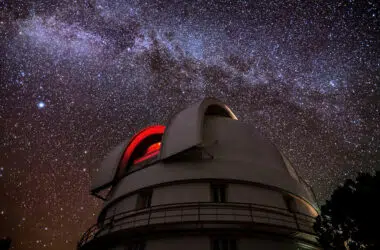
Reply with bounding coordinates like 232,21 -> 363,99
78,202 -> 316,248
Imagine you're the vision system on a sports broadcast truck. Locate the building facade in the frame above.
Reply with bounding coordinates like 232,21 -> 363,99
78,98 -> 320,250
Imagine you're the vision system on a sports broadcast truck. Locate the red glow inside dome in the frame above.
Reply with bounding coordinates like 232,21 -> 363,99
133,142 -> 162,164
147,142 -> 161,154
119,125 -> 165,171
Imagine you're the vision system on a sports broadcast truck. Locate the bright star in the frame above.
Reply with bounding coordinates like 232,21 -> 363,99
37,101 -> 46,109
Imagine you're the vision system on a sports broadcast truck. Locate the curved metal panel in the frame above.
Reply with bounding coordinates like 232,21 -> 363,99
160,98 -> 237,159
90,139 -> 130,192
103,162 -> 317,214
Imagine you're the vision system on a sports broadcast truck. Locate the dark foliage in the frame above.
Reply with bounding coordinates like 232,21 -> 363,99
314,171 -> 380,250
0,237 -> 11,250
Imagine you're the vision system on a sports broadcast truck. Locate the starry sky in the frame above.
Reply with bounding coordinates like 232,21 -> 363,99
0,0 -> 379,249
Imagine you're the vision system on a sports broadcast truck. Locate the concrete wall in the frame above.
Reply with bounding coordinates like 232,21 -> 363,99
104,160 -> 314,211
105,194 -> 137,218
151,183 -> 209,206
143,237 -> 318,250
146,237 -> 209,250
108,182 -> 288,212
103,181 -> 317,225
228,184 -> 287,209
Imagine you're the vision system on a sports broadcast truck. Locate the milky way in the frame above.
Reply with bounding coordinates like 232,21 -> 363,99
0,1 -> 379,249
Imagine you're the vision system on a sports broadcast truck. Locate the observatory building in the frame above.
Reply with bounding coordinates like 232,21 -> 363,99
78,98 -> 320,250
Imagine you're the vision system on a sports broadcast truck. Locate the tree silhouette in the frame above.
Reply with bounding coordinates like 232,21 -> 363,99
314,171 -> 380,250
0,237 -> 11,250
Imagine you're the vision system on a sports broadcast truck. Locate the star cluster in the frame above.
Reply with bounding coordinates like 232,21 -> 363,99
0,0 -> 379,249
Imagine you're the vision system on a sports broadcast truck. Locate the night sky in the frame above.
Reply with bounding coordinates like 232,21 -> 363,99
0,0 -> 379,249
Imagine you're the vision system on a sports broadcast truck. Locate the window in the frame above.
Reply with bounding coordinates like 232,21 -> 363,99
126,241 -> 145,250
136,190 -> 152,209
211,184 -> 227,203
211,239 -> 237,250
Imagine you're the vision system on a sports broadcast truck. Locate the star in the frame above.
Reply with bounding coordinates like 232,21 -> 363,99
37,101 -> 46,109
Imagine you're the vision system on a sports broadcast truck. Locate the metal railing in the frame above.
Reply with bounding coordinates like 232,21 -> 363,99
78,202 -> 316,248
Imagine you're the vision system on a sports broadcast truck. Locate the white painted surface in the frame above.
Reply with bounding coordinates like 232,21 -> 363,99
229,184 -> 287,209
152,183 -> 210,206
